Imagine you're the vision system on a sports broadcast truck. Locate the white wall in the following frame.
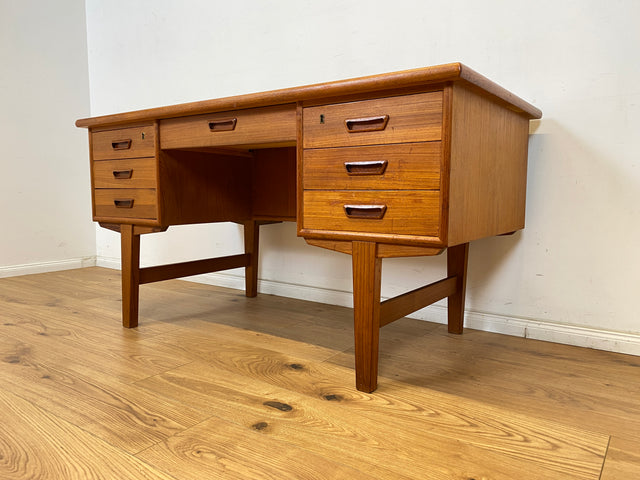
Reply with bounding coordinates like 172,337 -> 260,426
0,0 -> 95,275
86,0 -> 640,352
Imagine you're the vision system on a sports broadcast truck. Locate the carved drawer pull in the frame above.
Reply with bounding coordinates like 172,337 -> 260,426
344,204 -> 387,219
114,199 -> 134,209
208,118 -> 237,132
345,115 -> 389,133
111,139 -> 132,150
344,160 -> 388,176
112,169 -> 133,179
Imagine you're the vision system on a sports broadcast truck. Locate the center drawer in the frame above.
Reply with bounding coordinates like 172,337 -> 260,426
160,104 -> 296,149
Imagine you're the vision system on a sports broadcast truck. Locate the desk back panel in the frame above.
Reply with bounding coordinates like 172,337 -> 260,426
158,149 -> 252,226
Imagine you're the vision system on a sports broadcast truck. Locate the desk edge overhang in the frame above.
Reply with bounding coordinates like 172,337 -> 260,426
75,62 -> 542,129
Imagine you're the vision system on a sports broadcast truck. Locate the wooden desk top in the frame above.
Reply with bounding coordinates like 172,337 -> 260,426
76,62 -> 541,129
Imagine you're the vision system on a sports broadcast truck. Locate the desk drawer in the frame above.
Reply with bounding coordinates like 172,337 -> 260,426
93,158 -> 157,189
160,104 -> 296,149
92,126 -> 155,160
302,190 -> 441,237
303,143 -> 441,190
94,188 -> 157,220
302,92 -> 443,149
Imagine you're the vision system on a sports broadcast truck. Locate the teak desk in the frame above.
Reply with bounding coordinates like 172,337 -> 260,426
77,63 -> 541,392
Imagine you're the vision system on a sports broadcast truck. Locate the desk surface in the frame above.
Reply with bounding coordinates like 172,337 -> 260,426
76,62 -> 541,128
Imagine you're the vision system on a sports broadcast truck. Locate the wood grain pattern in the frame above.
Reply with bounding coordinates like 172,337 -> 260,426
302,190 -> 441,237
446,242 -> 469,334
303,142 -> 441,190
447,83 -> 530,244
93,157 -> 157,189
94,188 -> 158,220
302,92 -> 443,148
304,239 -> 444,257
160,104 -> 296,150
251,147 -> 296,219
2,268 -> 637,479
91,125 -> 155,160
157,149 -> 251,226
121,224 -> 140,328
0,390 -> 177,480
351,241 -> 382,392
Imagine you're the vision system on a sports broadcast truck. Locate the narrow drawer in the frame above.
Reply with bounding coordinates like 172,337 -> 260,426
94,189 -> 157,220
93,158 -> 157,188
92,126 -> 155,160
303,92 -> 443,149
303,142 -> 441,190
302,190 -> 441,237
160,104 -> 296,149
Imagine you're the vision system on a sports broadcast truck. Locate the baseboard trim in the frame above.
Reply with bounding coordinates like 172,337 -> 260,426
0,257 -> 96,279
95,257 -> 640,357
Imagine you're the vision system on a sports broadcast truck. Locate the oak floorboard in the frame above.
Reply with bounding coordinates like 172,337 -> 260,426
138,415 -> 374,480
1,267 -> 637,479
0,335 -> 207,454
600,436 -> 640,479
0,389 -> 178,480
135,339 -> 608,479
328,325 -> 640,445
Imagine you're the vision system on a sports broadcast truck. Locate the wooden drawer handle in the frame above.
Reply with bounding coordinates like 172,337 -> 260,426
112,169 -> 133,179
344,204 -> 387,220
111,139 -> 132,150
345,115 -> 389,133
344,160 -> 388,176
114,199 -> 134,209
208,118 -> 237,132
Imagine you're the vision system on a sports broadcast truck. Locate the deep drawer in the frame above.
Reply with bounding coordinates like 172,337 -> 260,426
160,104 -> 296,149
302,92 -> 443,149
93,158 -> 157,189
92,125 -> 155,160
94,188 -> 157,220
302,190 -> 441,237
303,142 -> 441,190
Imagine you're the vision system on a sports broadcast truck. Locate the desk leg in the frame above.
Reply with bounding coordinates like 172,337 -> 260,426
120,224 -> 140,328
352,241 -> 382,393
244,220 -> 259,297
447,243 -> 469,334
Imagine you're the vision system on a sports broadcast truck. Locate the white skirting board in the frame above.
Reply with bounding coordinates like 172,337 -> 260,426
97,257 -> 640,357
0,257 -> 96,278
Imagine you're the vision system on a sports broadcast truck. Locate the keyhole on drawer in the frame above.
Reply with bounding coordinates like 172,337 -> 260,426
320,114 -> 325,124
141,132 -> 145,139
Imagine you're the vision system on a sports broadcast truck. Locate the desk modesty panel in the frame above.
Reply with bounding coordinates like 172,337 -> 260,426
77,63 -> 541,393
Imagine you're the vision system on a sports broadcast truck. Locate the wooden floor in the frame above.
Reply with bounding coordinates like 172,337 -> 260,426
0,268 -> 638,479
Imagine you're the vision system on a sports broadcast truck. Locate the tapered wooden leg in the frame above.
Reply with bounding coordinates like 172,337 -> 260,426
352,241 -> 382,393
244,220 -> 259,297
120,224 -> 140,328
447,242 -> 469,334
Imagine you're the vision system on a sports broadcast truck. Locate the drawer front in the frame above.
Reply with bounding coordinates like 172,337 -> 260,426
92,126 -> 155,160
303,143 -> 441,190
160,104 -> 296,149
302,190 -> 441,237
302,92 -> 443,149
93,158 -> 157,189
94,188 -> 157,219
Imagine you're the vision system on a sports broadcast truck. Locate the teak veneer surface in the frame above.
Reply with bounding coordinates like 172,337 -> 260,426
1,268 -> 639,479
76,63 -> 542,128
